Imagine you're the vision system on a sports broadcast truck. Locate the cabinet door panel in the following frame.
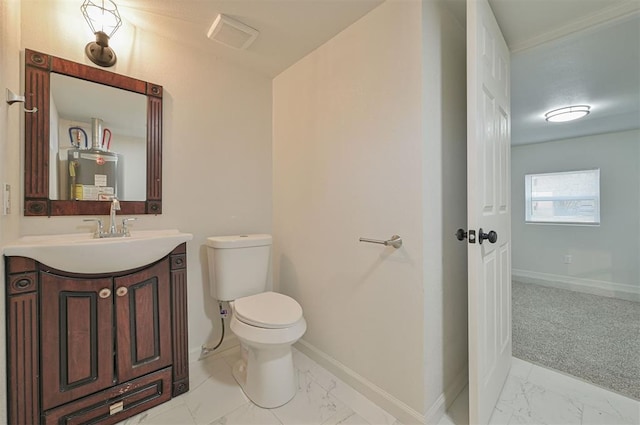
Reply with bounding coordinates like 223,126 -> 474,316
115,258 -> 172,382
40,273 -> 115,410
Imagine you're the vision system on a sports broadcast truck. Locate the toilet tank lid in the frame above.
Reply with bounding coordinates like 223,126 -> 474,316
206,234 -> 272,248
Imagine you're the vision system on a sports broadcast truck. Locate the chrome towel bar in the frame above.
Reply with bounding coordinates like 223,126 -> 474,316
359,235 -> 402,249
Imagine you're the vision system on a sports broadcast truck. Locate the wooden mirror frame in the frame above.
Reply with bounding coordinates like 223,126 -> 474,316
24,48 -> 162,216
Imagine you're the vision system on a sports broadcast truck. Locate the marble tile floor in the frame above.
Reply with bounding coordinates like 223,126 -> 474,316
440,357 -> 640,425
120,346 -> 400,425
120,349 -> 640,425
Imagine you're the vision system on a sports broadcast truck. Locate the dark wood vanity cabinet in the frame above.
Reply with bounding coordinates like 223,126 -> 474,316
5,243 -> 189,425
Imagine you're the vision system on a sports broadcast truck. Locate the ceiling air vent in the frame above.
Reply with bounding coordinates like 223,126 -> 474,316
207,14 -> 259,50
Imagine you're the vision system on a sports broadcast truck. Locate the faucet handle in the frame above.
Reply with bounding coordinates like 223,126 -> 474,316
121,217 -> 137,236
83,218 -> 104,237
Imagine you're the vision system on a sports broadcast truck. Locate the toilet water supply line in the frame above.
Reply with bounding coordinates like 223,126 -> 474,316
201,301 -> 228,356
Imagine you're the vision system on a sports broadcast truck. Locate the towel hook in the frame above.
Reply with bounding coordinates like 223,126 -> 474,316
6,89 -> 38,113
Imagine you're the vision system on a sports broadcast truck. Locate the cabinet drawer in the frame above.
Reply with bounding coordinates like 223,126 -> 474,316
43,367 -> 172,425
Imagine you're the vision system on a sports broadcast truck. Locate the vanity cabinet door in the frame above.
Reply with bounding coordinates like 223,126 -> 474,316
114,258 -> 172,383
40,273 -> 115,411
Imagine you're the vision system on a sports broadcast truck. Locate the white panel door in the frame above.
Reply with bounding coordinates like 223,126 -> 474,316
467,0 -> 512,423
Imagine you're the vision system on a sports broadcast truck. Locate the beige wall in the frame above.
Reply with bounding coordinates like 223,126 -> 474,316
1,0 -> 22,421
13,0 -> 273,362
422,0 -> 469,420
1,0 -> 22,240
273,0 -> 467,422
273,1 -> 424,419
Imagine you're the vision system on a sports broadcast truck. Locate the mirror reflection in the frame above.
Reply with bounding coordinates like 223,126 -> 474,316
50,73 -> 147,201
24,48 -> 163,216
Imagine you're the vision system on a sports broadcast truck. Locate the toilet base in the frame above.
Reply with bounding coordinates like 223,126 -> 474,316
231,343 -> 297,408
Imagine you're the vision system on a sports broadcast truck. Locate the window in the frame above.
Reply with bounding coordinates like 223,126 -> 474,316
525,169 -> 600,224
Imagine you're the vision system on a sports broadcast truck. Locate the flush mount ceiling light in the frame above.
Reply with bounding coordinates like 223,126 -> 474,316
81,0 -> 122,67
545,105 -> 591,123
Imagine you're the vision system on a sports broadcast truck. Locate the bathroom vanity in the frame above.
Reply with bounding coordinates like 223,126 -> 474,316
7,46 -> 188,423
4,233 -> 191,425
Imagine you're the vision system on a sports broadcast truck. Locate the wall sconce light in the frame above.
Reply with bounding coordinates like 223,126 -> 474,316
545,105 -> 591,123
81,0 -> 122,67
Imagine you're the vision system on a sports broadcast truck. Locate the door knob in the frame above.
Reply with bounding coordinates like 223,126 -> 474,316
456,229 -> 476,243
478,228 -> 498,244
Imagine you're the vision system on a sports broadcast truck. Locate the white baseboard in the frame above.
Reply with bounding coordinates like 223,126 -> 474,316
190,335 -> 468,425
296,339 -> 425,424
512,269 -> 640,302
425,367 -> 468,424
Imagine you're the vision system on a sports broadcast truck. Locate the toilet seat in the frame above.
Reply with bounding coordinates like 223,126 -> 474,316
233,291 -> 303,329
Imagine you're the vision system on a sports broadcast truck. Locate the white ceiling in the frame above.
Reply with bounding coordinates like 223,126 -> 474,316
117,0 -> 385,77
491,1 -> 640,145
510,13 -> 640,145
489,0 -> 639,52
109,1 -> 640,145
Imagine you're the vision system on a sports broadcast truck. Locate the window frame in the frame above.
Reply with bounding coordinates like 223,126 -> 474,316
524,169 -> 601,226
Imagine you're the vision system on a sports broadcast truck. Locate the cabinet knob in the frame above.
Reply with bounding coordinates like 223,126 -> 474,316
98,288 -> 111,298
116,286 -> 128,297
16,278 -> 32,288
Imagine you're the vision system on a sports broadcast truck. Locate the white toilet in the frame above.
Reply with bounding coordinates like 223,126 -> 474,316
206,234 -> 306,408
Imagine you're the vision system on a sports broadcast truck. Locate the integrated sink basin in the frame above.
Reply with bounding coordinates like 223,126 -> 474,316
3,229 -> 193,274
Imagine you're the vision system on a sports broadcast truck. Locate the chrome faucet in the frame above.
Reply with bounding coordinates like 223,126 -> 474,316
109,197 -> 120,234
84,197 -> 136,238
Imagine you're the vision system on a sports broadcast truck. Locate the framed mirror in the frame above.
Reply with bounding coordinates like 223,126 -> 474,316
24,48 -> 163,216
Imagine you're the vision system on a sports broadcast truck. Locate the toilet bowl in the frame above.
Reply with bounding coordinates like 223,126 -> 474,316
206,234 -> 306,408
229,291 -> 306,408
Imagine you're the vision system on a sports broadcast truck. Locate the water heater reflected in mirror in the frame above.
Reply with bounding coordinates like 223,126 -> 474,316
50,73 -> 147,201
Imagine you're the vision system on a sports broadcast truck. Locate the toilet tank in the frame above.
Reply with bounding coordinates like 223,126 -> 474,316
206,234 -> 272,301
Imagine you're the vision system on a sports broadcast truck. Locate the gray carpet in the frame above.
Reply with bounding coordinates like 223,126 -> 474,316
512,281 -> 640,400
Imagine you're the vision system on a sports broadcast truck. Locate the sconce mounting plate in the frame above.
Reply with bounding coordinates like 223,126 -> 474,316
85,31 -> 117,67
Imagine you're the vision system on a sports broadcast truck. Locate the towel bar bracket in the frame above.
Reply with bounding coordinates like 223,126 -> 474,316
359,235 -> 402,249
